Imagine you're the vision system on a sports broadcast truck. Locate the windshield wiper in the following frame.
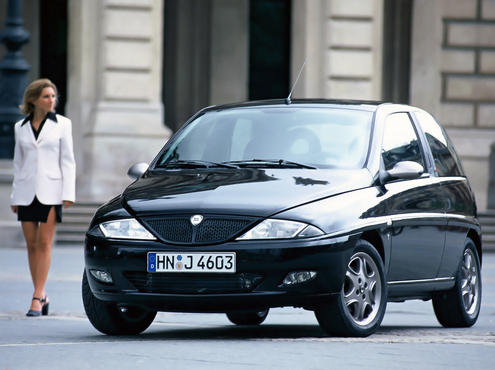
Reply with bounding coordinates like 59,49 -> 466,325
229,159 -> 316,169
156,160 -> 240,169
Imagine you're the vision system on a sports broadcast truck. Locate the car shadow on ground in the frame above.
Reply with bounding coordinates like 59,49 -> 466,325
80,323 -> 448,341
144,324 -> 326,340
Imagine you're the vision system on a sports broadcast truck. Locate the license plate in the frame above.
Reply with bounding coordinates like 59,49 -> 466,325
147,252 -> 236,273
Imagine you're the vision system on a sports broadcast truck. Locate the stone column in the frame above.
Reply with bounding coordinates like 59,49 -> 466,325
291,0 -> 384,100
290,0 -> 326,99
66,0 -> 171,202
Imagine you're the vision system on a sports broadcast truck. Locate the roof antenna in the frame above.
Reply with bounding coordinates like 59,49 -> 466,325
285,59 -> 307,105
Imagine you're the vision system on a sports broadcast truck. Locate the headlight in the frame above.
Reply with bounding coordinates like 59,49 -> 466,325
89,218 -> 156,240
237,219 -> 324,240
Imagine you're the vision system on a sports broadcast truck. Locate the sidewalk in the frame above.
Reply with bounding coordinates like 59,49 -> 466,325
0,245 -> 86,316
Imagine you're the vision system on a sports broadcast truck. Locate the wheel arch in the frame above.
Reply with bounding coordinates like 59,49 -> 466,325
467,228 -> 482,265
360,230 -> 385,263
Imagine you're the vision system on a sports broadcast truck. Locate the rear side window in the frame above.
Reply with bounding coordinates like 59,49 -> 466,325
414,111 -> 464,177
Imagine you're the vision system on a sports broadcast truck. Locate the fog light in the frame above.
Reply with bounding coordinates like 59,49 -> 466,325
90,269 -> 114,284
283,271 -> 317,285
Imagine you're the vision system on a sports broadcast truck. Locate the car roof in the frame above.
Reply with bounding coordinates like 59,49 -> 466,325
201,99 -> 391,113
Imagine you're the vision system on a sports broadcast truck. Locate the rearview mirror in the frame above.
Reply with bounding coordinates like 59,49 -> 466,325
387,161 -> 424,180
379,161 -> 424,184
127,163 -> 149,180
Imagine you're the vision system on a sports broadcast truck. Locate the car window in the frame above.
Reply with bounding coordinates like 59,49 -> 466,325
414,110 -> 464,177
381,113 -> 425,172
156,107 -> 373,169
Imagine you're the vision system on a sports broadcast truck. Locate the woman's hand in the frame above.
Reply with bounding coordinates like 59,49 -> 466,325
11,205 -> 18,214
63,201 -> 74,209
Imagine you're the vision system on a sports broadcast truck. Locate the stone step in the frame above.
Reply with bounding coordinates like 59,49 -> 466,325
480,212 -> 495,252
56,234 -> 87,245
58,225 -> 90,233
63,204 -> 101,215
62,215 -> 94,224
56,202 -> 101,246
479,218 -> 495,226
482,226 -> 495,234
482,233 -> 495,241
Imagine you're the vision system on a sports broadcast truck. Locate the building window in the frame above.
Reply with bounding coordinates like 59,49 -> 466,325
249,0 -> 291,101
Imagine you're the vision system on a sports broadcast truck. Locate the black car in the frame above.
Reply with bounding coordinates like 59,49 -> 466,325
83,99 -> 482,337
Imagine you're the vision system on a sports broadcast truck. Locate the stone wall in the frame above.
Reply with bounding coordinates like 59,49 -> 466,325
411,0 -> 495,211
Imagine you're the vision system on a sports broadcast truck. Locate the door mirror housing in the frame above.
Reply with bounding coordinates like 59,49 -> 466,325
379,161 -> 424,184
127,163 -> 149,180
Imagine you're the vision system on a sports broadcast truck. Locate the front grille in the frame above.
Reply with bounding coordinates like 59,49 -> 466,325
145,219 -> 192,243
124,271 -> 265,294
195,219 -> 251,243
142,216 -> 254,245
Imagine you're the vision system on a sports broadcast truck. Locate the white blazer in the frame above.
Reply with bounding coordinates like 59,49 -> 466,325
11,113 -> 76,206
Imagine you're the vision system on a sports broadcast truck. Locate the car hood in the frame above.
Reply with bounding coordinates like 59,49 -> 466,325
122,168 -> 374,217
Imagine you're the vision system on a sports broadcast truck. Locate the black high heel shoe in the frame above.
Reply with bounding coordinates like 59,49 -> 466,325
42,297 -> 49,316
26,297 -> 44,317
26,297 -> 49,317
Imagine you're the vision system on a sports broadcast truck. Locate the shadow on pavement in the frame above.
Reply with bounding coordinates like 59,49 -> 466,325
77,323 -> 448,342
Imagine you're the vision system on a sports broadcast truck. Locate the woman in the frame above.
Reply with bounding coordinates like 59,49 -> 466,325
10,79 -> 76,317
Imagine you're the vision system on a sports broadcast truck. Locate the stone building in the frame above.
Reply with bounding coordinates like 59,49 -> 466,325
1,0 -> 495,247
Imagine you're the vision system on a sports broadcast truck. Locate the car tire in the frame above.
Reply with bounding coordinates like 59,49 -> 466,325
315,239 -> 387,337
82,270 -> 157,335
432,238 -> 481,328
226,309 -> 269,326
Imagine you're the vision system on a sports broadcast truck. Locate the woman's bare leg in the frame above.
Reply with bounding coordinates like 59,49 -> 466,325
22,207 -> 57,311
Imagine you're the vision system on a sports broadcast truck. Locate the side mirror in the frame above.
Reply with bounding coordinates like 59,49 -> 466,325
379,161 -> 424,184
388,161 -> 424,179
127,163 -> 149,180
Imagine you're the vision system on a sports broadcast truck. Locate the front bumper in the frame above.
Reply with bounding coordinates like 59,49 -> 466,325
84,235 -> 356,313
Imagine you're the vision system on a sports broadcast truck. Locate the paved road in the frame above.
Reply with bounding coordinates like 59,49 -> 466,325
1,246 -> 495,369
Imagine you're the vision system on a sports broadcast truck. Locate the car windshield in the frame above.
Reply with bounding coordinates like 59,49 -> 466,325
156,106 -> 373,169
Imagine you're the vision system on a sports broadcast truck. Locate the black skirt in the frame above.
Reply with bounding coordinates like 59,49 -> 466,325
17,196 -> 62,223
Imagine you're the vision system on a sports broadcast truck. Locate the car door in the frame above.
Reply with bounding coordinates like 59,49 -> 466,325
413,110 -> 477,278
381,112 -> 447,283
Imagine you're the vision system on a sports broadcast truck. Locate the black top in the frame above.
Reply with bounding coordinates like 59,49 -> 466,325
21,112 -> 58,140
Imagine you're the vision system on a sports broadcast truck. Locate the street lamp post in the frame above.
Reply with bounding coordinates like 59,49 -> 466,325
0,0 -> 30,158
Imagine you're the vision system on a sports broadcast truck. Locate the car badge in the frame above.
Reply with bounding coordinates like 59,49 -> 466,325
190,215 -> 203,226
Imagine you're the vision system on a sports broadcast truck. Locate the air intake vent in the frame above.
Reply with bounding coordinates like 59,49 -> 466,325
142,216 -> 255,245
145,218 -> 192,243
124,271 -> 265,294
195,219 -> 251,243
